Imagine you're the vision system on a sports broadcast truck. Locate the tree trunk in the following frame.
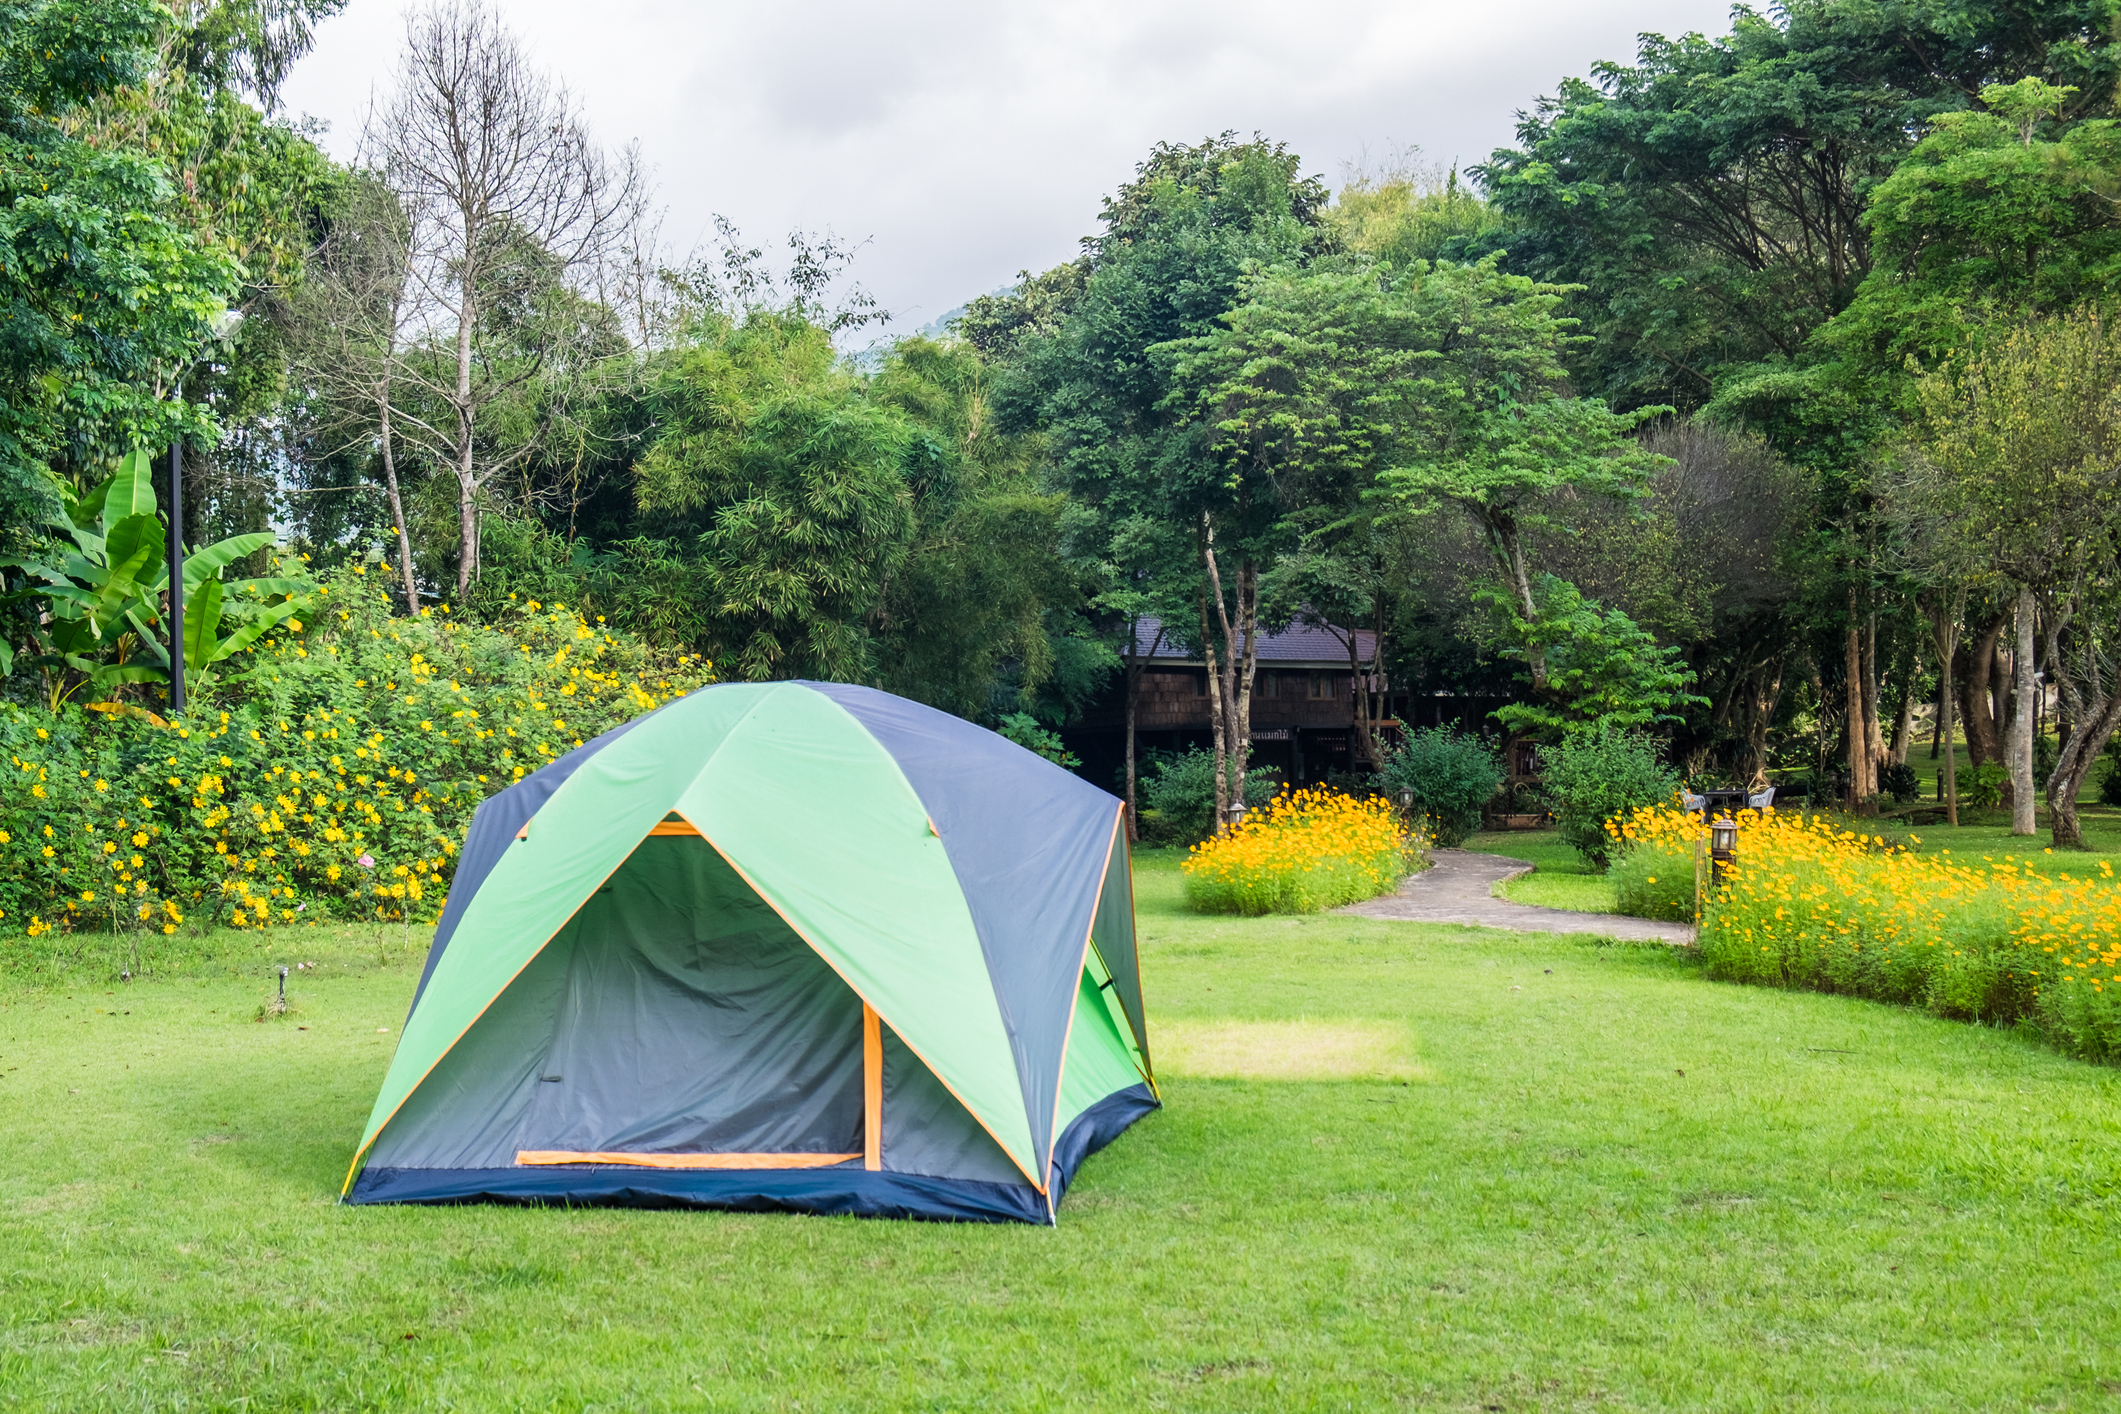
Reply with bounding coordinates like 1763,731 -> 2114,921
2009,587 -> 2038,835
376,398 -> 420,616
1985,631 -> 2002,741
1745,656 -> 1786,787
1198,588 -> 1228,831
1861,600 -> 1882,794
2046,610 -> 2119,849
1235,560 -> 1258,795
1887,668 -> 1915,767
1959,614 -> 2006,766
454,284 -> 479,599
1201,527 -> 1257,824
1489,511 -> 1547,694
2046,711 -> 2116,848
1845,585 -> 1869,812
1929,590 -> 1964,828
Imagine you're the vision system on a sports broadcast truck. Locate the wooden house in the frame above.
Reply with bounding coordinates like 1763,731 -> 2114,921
1061,617 -> 1396,790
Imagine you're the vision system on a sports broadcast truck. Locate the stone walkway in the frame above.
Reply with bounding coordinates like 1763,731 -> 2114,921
1338,849 -> 1696,945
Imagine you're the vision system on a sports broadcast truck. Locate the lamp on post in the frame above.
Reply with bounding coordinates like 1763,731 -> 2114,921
1393,786 -> 1416,816
1226,799 -> 1248,831
1709,815 -> 1738,887
166,308 -> 245,719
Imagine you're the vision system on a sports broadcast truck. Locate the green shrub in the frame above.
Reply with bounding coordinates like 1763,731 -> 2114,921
1878,760 -> 1920,803
1956,761 -> 2007,807
996,712 -> 1079,770
1539,724 -> 1679,869
1608,836 -> 1697,921
0,564 -> 712,964
2100,738 -> 2121,807
1376,729 -> 1502,846
1137,748 -> 1280,846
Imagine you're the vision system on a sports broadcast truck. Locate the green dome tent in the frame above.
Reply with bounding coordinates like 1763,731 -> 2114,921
344,681 -> 1156,1223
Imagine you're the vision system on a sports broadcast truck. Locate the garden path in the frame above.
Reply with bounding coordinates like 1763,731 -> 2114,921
1339,849 -> 1696,945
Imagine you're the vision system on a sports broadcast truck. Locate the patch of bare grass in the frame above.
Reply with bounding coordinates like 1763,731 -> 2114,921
1155,1018 -> 1427,1081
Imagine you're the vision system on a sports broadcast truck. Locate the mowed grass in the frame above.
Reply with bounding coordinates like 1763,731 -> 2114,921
4,855 -> 2121,1409
1465,830 -> 1620,914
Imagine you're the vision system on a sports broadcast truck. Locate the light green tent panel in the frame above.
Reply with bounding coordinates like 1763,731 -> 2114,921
1056,966 -> 1146,1138
674,685 -> 1038,1182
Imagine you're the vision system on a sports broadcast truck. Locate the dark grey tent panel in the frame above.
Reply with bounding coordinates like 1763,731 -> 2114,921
880,1025 -> 1026,1186
373,839 -> 866,1170
368,928 -> 577,1171
520,839 -> 865,1158
1088,826 -> 1148,1074
807,683 -> 1120,1181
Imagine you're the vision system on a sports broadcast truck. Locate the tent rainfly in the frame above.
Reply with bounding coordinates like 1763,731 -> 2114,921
343,681 -> 1156,1223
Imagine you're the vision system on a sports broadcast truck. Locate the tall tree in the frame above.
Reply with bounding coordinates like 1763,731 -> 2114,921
1367,257 -> 1671,701
1900,307 -> 2121,846
368,0 -> 643,597
1017,134 -> 1332,826
1478,1 -> 2121,420
290,172 -> 421,612
0,0 -> 235,528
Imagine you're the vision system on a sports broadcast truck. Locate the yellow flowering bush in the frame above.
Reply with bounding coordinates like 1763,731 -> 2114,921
0,563 -> 712,966
1182,789 -> 1421,915
1612,803 -> 2121,1061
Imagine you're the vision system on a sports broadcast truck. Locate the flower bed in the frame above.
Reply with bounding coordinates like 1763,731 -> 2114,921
1182,788 -> 1420,915
1,564 -> 711,968
1612,804 -> 2121,1061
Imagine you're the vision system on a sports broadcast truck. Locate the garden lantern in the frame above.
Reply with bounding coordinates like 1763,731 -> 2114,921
1709,815 -> 1738,885
1394,786 -> 1415,816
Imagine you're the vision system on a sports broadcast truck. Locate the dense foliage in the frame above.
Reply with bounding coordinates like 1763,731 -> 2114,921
1181,788 -> 1416,915
1613,804 -> 2121,1062
1136,747 -> 1281,847
0,565 -> 710,949
1539,725 -> 1680,868
1375,728 -> 1502,847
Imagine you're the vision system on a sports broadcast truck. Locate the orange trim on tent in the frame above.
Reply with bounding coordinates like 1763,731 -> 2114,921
1043,800 -> 1125,1221
516,1150 -> 858,1170
685,812 -> 1046,1192
341,697 -> 789,1199
863,1003 -> 882,1171
646,819 -> 701,836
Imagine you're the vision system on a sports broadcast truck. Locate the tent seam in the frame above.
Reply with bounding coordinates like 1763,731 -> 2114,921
685,819 -> 1047,1193
342,686 -> 793,1195
1042,800 -> 1126,1220
817,686 -> 1056,1180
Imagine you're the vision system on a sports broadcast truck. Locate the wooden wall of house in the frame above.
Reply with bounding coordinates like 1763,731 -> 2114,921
1081,668 -> 1363,733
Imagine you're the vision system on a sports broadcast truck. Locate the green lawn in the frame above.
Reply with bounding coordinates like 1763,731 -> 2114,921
6,855 -> 2121,1409
1465,830 -> 1619,914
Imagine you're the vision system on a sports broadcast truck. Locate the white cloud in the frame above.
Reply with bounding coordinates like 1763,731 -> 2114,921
281,0 -> 1737,329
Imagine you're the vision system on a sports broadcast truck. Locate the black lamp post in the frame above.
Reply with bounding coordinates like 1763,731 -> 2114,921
1709,816 -> 1738,886
166,309 -> 244,718
166,435 -> 184,716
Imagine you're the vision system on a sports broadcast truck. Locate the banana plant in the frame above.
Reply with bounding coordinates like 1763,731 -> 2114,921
1,448 -> 309,709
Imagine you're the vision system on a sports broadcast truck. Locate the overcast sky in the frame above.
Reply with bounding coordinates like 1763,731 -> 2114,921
281,0 -> 1738,332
